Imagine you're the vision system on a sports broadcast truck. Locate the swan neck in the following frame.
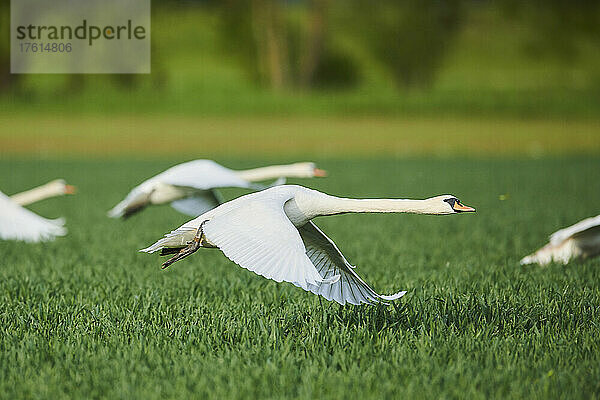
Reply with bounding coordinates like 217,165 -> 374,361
317,197 -> 439,216
10,182 -> 64,206
236,164 -> 307,182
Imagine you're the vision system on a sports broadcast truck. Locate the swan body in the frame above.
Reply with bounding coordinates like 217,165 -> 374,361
141,185 -> 475,305
0,190 -> 67,242
108,160 -> 326,218
520,215 -> 600,265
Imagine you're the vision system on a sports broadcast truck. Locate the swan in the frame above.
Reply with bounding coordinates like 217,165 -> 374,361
520,215 -> 600,265
10,179 -> 76,206
1,179 -> 75,242
0,192 -> 66,242
108,160 -> 327,218
141,185 -> 475,305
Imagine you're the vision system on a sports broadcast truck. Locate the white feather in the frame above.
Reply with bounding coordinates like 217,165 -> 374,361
201,196 -> 324,289
0,191 -> 66,242
521,214 -> 600,265
549,215 -> 600,245
170,190 -> 223,216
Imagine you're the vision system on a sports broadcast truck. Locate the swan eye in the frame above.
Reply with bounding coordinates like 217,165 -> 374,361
443,198 -> 457,207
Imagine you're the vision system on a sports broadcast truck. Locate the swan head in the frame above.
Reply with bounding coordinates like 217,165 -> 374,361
429,195 -> 475,214
288,162 -> 327,178
48,179 -> 77,195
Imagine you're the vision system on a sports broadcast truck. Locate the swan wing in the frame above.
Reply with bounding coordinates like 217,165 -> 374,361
0,191 -> 66,242
170,190 -> 223,216
109,160 -> 251,218
201,199 -> 325,289
107,185 -> 151,218
159,160 -> 252,190
297,221 -> 406,305
248,177 -> 287,191
549,215 -> 600,245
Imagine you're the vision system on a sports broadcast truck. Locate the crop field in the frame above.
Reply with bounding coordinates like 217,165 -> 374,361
1,155 -> 599,399
1,115 -> 600,158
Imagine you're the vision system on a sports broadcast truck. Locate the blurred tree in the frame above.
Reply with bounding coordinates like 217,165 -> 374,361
219,0 -> 288,88
0,1 -> 19,91
298,0 -> 327,87
345,0 -> 463,89
502,0 -> 600,63
218,0 -> 359,89
0,2 -> 166,95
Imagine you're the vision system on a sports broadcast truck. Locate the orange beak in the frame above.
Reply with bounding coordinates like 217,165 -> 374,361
453,202 -> 475,213
313,168 -> 328,177
64,184 -> 77,194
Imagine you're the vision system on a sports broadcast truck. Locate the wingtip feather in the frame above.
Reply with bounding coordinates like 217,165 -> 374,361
519,255 -> 534,265
379,290 -> 407,301
107,205 -> 124,218
140,242 -> 161,253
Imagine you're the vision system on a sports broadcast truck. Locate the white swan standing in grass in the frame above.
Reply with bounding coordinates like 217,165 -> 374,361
108,160 -> 327,218
1,179 -> 76,242
141,185 -> 476,305
520,215 -> 600,266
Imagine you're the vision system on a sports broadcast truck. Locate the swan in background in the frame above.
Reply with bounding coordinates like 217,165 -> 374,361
520,215 -> 600,266
141,185 -> 475,305
10,179 -> 76,206
108,160 -> 327,219
1,179 -> 75,242
0,191 -> 66,242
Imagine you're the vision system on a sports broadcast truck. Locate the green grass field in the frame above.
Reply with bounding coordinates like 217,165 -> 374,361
1,156 -> 599,399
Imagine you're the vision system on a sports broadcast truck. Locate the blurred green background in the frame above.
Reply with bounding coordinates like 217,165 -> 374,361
2,0 -> 600,118
1,0 -> 600,158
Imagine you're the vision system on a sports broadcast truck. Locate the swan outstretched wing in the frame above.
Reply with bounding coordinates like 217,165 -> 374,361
170,190 -> 223,216
297,222 -> 406,305
158,160 -> 253,190
201,200 -> 327,289
107,185 -> 152,218
549,215 -> 600,245
0,191 -> 66,242
248,177 -> 287,191
109,160 -> 258,218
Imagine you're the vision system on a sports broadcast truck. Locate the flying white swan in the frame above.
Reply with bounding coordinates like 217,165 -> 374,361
141,185 -> 476,305
0,179 -> 75,242
108,160 -> 326,218
520,215 -> 600,266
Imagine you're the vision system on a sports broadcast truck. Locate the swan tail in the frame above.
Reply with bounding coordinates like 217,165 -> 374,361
108,201 -> 147,219
520,241 -> 578,266
520,243 -> 557,266
107,204 -> 125,218
519,254 -> 538,265
140,227 -> 197,254
108,190 -> 152,219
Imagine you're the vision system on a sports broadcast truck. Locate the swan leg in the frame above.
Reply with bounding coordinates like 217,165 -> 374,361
162,222 -> 211,269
